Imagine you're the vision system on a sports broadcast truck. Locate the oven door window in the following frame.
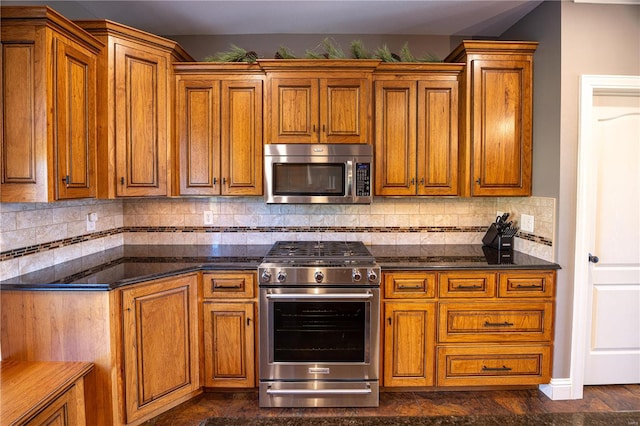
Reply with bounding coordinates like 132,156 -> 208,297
273,301 -> 366,362
273,163 -> 345,196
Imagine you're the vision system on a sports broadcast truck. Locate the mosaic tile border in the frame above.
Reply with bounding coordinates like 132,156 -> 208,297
0,226 -> 553,261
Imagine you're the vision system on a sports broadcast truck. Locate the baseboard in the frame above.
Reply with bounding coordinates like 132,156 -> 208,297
539,378 -> 578,400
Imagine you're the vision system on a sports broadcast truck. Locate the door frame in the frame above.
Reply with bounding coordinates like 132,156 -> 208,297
570,74 -> 640,399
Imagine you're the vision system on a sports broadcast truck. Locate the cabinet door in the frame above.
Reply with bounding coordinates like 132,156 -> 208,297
416,80 -> 458,196
383,301 -> 436,387
176,79 -> 221,195
471,59 -> 532,196
203,302 -> 256,387
221,80 -> 263,195
122,274 -> 199,423
114,43 -> 168,196
374,80 -> 417,196
269,77 -> 318,144
321,78 -> 369,144
55,38 -> 97,200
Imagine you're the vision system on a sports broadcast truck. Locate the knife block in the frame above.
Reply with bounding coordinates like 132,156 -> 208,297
482,223 -> 514,251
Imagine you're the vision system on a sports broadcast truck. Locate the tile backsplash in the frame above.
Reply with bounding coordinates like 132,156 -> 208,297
1,196 -> 555,280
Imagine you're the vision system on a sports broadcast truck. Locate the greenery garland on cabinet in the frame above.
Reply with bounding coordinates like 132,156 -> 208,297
204,39 -> 441,62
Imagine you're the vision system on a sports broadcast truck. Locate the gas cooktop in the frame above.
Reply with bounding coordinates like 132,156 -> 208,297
263,241 -> 376,264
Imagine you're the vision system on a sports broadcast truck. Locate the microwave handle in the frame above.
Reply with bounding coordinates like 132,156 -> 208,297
346,160 -> 353,197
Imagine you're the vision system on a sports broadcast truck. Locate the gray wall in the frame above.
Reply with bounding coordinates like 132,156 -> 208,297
501,0 -> 639,378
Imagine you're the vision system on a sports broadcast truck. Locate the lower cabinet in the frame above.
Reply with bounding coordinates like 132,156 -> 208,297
383,301 -> 436,387
201,271 -> 257,388
382,271 -> 437,387
121,273 -> 200,424
203,302 -> 256,387
382,269 -> 556,388
24,379 -> 87,426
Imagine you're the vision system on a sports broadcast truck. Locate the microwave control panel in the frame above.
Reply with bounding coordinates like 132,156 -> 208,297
355,163 -> 371,196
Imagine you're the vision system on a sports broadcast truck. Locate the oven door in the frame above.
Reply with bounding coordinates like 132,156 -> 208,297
259,286 -> 380,381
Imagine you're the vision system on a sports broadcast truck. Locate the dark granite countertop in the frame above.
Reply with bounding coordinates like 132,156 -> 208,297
0,244 -> 559,291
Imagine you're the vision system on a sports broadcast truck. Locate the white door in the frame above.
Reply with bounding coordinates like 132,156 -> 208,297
583,87 -> 640,384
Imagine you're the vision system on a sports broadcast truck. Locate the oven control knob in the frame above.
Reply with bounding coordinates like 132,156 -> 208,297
314,271 -> 324,283
277,271 -> 287,283
367,269 -> 378,283
260,270 -> 272,283
352,269 -> 362,282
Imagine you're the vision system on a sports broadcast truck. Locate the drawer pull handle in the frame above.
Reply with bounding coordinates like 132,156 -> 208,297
398,284 -> 423,289
482,365 -> 512,372
483,321 -> 514,327
213,281 -> 243,289
455,284 -> 482,290
515,284 -> 543,289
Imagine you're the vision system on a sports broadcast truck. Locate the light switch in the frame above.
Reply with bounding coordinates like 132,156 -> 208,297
521,214 -> 534,233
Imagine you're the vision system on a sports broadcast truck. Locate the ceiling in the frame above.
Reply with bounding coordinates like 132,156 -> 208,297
3,0 -> 546,37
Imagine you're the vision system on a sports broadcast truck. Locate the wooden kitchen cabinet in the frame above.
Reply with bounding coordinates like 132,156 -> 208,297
1,7 -> 102,202
261,60 -> 378,144
1,361 -> 93,426
436,270 -> 555,387
174,64 -> 263,196
382,271 -> 436,387
75,20 -> 193,198
121,273 -> 200,424
446,41 -> 538,197
1,272 -> 202,426
202,271 -> 257,388
374,64 -> 462,196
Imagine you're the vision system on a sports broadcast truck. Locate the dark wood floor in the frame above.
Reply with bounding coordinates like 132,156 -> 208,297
143,384 -> 640,425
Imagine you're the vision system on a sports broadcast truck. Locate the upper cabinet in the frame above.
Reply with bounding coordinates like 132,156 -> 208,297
261,60 -> 378,144
174,64 -> 264,196
374,63 -> 463,196
1,6 -> 103,202
75,20 -> 193,198
446,41 -> 538,197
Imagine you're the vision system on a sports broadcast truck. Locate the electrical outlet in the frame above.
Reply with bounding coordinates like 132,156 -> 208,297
521,214 -> 534,233
203,211 -> 214,225
86,212 -> 97,232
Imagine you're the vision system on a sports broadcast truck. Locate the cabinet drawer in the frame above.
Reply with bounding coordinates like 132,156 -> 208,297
202,272 -> 255,299
439,272 -> 496,298
498,271 -> 555,298
436,345 -> 551,386
438,302 -> 553,343
383,272 -> 436,299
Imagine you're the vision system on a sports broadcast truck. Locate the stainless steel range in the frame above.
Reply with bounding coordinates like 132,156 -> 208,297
258,241 -> 380,408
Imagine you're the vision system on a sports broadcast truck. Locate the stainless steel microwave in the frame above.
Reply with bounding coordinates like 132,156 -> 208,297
264,144 -> 372,204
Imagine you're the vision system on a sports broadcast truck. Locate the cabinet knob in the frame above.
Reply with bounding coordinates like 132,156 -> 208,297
475,178 -> 481,184
213,177 -> 217,185
589,253 -> 600,263
62,175 -> 70,185
120,177 -> 125,185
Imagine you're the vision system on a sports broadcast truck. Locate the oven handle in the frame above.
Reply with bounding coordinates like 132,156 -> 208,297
266,387 -> 372,396
264,292 -> 374,300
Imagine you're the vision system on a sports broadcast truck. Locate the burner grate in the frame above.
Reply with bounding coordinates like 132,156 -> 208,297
264,241 -> 375,264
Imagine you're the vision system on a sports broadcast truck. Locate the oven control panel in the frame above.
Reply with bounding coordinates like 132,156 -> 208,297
259,265 -> 380,286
